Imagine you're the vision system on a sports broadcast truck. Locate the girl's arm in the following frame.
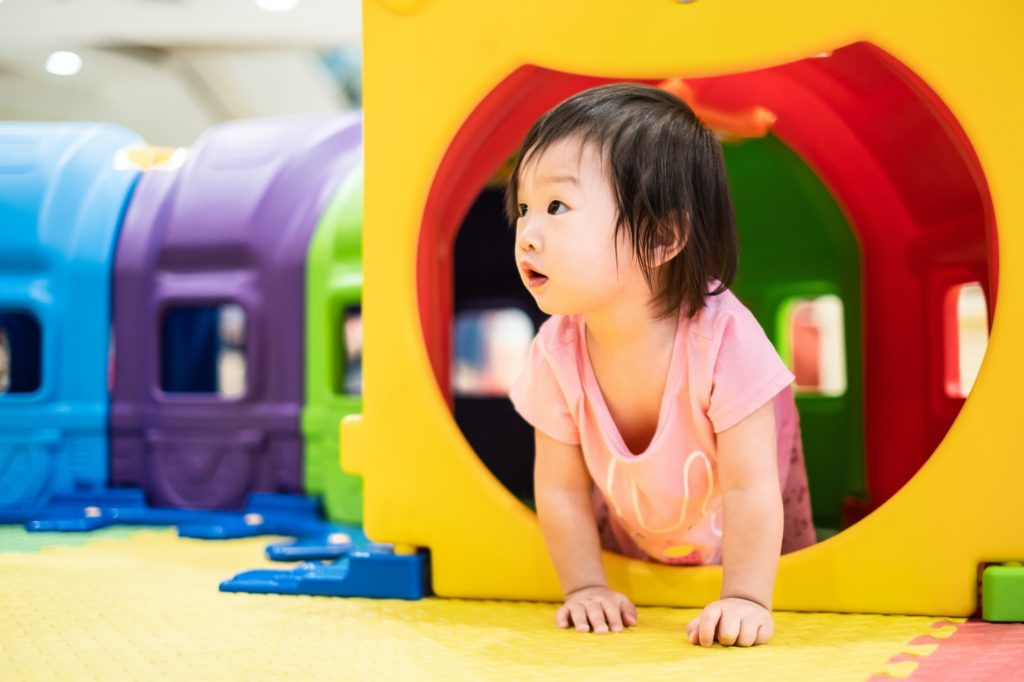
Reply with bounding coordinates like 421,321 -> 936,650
534,428 -> 638,633
718,397 -> 783,608
687,397 -> 783,646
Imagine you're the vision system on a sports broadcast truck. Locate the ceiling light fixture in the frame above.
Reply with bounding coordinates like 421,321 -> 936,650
255,0 -> 300,12
45,51 -> 82,76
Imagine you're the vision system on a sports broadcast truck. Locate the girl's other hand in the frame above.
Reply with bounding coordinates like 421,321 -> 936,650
557,586 -> 639,633
686,597 -> 774,647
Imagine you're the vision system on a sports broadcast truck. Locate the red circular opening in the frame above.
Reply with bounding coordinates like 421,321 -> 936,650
419,41 -> 997,523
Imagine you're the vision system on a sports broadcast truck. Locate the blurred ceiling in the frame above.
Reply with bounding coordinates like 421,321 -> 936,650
0,0 -> 362,146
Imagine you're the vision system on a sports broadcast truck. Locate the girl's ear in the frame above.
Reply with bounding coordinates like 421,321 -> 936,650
654,212 -> 689,266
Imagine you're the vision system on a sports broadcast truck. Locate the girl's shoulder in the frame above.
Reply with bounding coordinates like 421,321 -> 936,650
519,314 -> 587,407
687,287 -> 753,341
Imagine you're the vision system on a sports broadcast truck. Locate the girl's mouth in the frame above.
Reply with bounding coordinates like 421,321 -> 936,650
525,267 -> 549,288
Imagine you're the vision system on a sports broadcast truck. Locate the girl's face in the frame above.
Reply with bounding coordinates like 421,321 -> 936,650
514,138 -> 651,316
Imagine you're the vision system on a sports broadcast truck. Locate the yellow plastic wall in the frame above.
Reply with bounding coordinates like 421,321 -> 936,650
344,0 -> 1024,615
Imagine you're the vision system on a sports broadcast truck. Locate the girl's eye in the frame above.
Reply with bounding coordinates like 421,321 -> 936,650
547,200 -> 567,215
518,203 -> 528,218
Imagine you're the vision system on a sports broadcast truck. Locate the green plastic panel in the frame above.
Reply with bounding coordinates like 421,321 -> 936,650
302,166 -> 364,523
724,135 -> 866,529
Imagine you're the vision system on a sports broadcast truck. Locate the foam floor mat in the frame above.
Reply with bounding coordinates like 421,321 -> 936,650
0,527 -> 962,681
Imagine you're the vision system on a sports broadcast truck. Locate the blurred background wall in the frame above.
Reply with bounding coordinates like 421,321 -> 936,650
0,0 -> 362,146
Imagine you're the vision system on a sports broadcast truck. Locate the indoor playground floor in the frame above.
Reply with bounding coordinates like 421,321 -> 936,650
2,526 -> 1023,681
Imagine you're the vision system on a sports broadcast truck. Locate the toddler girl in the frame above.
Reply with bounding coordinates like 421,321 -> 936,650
507,83 -> 815,647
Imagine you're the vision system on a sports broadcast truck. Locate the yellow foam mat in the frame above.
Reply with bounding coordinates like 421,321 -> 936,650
0,529 -> 960,680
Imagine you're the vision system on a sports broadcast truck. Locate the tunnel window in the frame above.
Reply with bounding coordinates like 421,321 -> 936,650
107,324 -> 115,393
945,282 -> 989,398
452,308 -> 534,397
0,327 -> 8,393
161,304 -> 247,398
337,305 -> 363,396
0,311 -> 42,395
783,295 -> 847,397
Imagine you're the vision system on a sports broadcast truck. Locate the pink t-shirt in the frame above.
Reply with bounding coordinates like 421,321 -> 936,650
509,288 -> 799,566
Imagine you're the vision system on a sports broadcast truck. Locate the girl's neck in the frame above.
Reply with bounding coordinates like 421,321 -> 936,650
582,299 -> 678,355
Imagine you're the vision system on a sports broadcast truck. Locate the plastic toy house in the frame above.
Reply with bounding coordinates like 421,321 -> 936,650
344,0 -> 1020,617
302,155 -> 365,524
0,123 -> 141,513
109,113 -> 362,510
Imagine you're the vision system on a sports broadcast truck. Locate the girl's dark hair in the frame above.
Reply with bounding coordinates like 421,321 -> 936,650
505,82 -> 738,319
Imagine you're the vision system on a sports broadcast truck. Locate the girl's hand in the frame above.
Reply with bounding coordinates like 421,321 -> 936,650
686,597 -> 773,647
557,586 -> 639,634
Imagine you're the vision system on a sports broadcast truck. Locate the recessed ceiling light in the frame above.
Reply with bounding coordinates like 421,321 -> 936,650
45,51 -> 82,76
255,0 -> 299,12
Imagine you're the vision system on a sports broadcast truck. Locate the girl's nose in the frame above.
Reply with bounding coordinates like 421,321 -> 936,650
516,220 -> 542,253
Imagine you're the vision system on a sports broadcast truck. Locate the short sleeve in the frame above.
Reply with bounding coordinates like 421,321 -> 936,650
508,333 -> 580,445
707,306 -> 795,434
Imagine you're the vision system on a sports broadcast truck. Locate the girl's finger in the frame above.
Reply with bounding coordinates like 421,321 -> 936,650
622,599 -> 639,626
755,618 -> 774,644
555,605 -> 570,629
716,610 -> 741,646
735,618 -> 759,647
601,601 -> 624,633
698,606 -> 722,647
585,602 -> 609,634
569,603 -> 591,632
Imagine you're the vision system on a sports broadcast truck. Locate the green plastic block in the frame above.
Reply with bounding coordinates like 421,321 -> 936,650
982,563 -> 1024,622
